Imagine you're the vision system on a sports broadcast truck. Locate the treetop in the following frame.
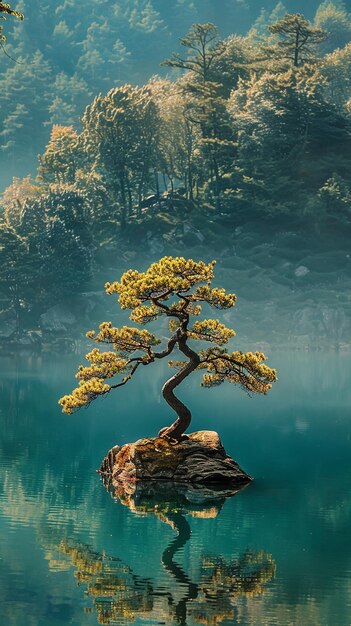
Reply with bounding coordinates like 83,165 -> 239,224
105,256 -> 236,314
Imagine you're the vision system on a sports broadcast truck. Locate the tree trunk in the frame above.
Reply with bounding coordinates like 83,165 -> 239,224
126,178 -> 133,218
159,334 -> 200,440
154,170 -> 162,213
118,180 -> 127,231
294,28 -> 300,67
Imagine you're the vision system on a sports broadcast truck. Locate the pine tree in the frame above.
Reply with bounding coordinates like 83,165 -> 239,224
268,13 -> 327,67
315,1 -> 351,54
59,257 -> 277,441
81,84 -> 159,230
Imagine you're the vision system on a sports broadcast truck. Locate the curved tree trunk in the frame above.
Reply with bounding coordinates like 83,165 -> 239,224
159,334 -> 200,441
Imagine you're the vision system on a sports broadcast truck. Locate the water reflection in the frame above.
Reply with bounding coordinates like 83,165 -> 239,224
1,352 -> 351,625
58,482 -> 275,625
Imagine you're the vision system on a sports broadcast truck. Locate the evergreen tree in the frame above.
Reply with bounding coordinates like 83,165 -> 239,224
163,24 -> 236,210
268,13 -> 327,67
81,84 -> 159,230
0,222 -> 31,334
0,187 -> 93,330
38,125 -> 84,185
148,77 -> 201,201
0,50 -> 53,172
1,175 -> 41,229
59,256 -> 277,441
321,44 -> 351,111
228,64 -> 351,215
162,23 -> 223,85
48,73 -> 92,127
314,1 -> 351,53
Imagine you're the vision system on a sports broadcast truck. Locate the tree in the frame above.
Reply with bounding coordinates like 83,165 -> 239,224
321,43 -> 351,111
315,1 -> 351,54
148,76 -> 201,202
162,23 -> 223,85
47,72 -> 92,128
268,13 -> 327,67
37,125 -> 84,185
249,3 -> 286,41
0,222 -> 32,334
210,35 -> 259,97
59,257 -> 277,441
0,50 -> 53,173
228,64 -> 351,216
162,24 -> 237,211
1,175 -> 42,228
81,84 -> 159,230
0,186 -> 93,332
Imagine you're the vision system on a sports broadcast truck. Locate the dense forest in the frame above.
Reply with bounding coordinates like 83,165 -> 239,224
0,0 -> 345,182
1,1 -> 351,347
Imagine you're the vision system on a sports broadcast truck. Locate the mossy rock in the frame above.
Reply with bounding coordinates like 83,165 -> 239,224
100,431 -> 252,486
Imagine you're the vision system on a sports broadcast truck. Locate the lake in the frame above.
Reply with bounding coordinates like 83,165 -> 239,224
0,351 -> 350,626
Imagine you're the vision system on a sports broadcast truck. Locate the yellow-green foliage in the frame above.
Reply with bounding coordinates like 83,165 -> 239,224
59,378 -> 111,415
59,256 -> 277,415
86,323 -> 160,352
76,349 -> 130,381
199,349 -> 277,393
105,256 -> 218,308
188,319 -> 236,345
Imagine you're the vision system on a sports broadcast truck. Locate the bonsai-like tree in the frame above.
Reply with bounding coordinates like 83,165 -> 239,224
59,257 -> 277,441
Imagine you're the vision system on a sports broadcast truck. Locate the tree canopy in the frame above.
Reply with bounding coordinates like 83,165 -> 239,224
2,8 -> 351,341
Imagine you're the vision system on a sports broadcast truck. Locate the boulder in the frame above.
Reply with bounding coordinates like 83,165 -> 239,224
99,431 -> 251,486
108,480 -> 246,519
40,304 -> 76,332
0,318 -> 16,338
294,265 -> 310,278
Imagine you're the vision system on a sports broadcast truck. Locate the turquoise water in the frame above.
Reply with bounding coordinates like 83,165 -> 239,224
0,351 -> 350,626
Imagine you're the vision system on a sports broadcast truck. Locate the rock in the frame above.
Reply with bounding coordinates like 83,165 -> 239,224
40,304 -> 76,332
18,330 -> 42,345
108,480 -> 246,519
122,250 -> 137,262
99,431 -> 251,486
0,318 -> 16,338
182,222 -> 205,243
292,305 -> 349,341
294,265 -> 310,278
147,237 -> 164,255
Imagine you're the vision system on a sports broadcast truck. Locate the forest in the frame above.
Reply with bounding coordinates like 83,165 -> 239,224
1,1 -> 351,346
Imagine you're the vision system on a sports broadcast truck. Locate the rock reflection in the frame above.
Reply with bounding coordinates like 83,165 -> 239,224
59,481 -> 275,625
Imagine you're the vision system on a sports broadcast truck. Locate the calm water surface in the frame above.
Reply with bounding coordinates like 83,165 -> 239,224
0,351 -> 350,626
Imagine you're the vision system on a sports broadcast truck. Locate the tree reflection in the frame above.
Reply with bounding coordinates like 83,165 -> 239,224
60,539 -> 153,624
59,481 -> 275,625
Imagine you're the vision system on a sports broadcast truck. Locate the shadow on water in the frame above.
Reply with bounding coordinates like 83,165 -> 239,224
59,480 -> 276,625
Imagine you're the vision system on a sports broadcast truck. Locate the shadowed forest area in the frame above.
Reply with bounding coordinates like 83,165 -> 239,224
1,0 -> 351,349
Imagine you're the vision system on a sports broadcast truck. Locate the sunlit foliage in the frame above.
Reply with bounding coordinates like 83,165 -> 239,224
2,6 -> 351,340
